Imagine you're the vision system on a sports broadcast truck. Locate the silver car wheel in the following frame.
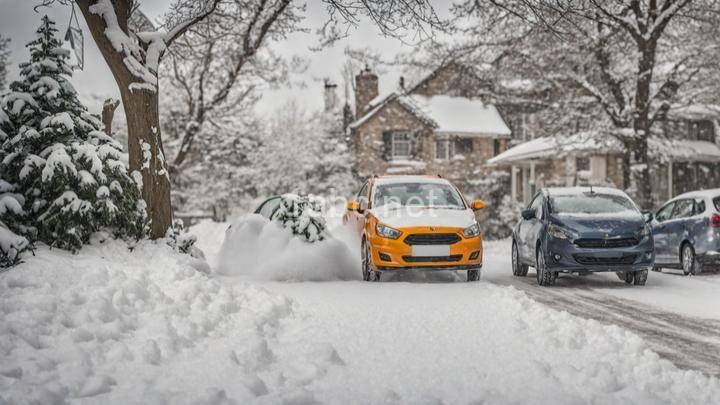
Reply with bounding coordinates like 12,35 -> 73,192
682,244 -> 695,275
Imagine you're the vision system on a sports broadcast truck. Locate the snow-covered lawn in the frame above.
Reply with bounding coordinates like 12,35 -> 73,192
2,217 -> 720,404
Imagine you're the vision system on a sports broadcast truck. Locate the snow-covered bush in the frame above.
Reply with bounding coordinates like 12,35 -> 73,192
164,218 -> 205,260
470,171 -> 522,240
0,16 -> 146,254
0,222 -> 30,268
218,214 -> 359,280
272,194 -> 327,243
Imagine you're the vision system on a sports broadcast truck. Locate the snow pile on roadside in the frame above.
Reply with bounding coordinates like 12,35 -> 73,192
217,214 -> 360,281
0,240 -> 344,404
268,280 -> 720,404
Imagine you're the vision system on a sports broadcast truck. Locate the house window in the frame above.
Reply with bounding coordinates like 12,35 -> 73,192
576,157 -> 590,172
493,139 -> 502,156
455,138 -> 473,154
694,120 -> 714,142
435,139 -> 454,160
391,132 -> 412,159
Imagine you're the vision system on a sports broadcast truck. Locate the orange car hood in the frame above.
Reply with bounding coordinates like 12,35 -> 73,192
370,207 -> 476,229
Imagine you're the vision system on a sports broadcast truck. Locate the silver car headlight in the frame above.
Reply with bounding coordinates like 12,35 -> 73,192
462,223 -> 481,238
376,223 -> 402,239
639,224 -> 652,240
547,223 -> 568,240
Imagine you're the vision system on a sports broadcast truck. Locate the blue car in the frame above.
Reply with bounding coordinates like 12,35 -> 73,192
652,189 -> 720,275
511,187 -> 654,286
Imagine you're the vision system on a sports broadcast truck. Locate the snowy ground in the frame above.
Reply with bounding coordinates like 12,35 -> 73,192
2,218 -> 720,404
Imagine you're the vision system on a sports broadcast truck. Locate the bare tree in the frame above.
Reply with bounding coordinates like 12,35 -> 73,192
37,0 -> 444,238
452,0 -> 720,207
0,34 -> 10,91
162,0 -> 300,175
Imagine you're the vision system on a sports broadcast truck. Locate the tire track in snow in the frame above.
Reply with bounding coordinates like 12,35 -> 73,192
494,273 -> 720,377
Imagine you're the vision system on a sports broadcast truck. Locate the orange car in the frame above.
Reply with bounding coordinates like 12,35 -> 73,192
343,175 -> 485,282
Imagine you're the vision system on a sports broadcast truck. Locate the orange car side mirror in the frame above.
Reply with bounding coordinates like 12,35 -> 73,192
472,199 -> 485,210
347,200 -> 360,211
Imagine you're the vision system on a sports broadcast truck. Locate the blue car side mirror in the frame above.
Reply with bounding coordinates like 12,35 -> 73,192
642,211 -> 654,223
521,208 -> 536,220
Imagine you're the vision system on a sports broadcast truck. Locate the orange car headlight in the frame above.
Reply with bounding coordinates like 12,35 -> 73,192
462,223 -> 480,238
376,223 -> 402,239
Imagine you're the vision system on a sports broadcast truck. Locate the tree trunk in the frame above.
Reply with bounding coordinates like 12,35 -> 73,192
77,0 -> 173,239
119,88 -> 174,238
630,43 -> 657,210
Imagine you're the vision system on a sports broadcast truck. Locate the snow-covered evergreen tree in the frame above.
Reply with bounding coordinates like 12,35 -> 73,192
0,16 -> 146,252
273,194 -> 327,243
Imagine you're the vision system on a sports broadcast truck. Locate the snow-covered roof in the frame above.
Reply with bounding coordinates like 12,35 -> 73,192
348,92 -> 398,130
649,138 -> 720,162
350,93 -> 511,138
403,95 -> 511,137
670,188 -> 720,203
668,104 -> 720,121
488,130 -> 720,166
487,132 -> 623,166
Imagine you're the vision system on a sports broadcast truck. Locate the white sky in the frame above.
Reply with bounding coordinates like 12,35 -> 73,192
0,0 -> 447,116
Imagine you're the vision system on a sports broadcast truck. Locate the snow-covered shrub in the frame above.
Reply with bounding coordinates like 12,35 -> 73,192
218,214 -> 359,280
470,171 -> 522,240
0,16 -> 146,254
0,222 -> 30,268
164,218 -> 205,259
272,194 -> 327,243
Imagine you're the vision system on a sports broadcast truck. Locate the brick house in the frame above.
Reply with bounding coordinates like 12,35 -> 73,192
348,63 -> 513,192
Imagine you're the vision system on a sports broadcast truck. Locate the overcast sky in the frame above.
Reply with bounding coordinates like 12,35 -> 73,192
0,0 -> 446,117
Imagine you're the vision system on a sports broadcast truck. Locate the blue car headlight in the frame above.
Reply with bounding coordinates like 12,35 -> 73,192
639,224 -> 652,240
376,223 -> 402,239
547,223 -> 569,240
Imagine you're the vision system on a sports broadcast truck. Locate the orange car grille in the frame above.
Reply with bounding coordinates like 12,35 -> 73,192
404,233 -> 461,245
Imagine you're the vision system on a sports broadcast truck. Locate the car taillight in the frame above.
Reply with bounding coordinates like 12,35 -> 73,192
711,213 -> 720,228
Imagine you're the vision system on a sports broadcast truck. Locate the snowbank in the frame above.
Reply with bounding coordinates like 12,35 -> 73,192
265,278 -> 720,405
0,239 -> 344,404
217,214 -> 360,281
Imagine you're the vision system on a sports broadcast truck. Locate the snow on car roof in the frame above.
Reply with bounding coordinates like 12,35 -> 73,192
545,186 -> 630,197
373,175 -> 451,186
670,188 -> 720,202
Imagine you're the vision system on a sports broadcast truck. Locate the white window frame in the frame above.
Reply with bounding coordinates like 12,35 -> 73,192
435,138 -> 454,160
391,132 -> 412,160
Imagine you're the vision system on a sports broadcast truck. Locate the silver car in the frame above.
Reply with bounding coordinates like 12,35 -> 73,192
652,189 -> 720,274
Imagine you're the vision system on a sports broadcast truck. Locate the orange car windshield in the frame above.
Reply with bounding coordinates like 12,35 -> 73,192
372,182 -> 465,210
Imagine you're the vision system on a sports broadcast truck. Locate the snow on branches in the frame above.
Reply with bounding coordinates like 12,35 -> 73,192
273,194 -> 327,243
0,16 -> 146,256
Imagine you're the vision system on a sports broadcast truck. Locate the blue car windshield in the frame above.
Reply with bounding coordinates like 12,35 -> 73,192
549,193 -> 639,215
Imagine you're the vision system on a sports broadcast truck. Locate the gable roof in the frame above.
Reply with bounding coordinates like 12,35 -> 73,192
404,95 -> 511,136
349,93 -> 511,137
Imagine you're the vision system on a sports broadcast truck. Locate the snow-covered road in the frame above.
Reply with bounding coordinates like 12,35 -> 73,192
3,219 -> 720,403
189,219 -> 720,403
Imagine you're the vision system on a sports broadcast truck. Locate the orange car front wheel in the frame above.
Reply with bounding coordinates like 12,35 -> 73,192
361,238 -> 381,282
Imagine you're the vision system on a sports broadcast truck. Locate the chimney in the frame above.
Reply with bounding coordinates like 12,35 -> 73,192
323,78 -> 338,112
355,66 -> 379,118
